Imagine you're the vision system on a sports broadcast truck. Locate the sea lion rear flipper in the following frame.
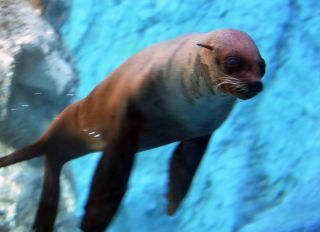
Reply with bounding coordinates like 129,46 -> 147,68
167,135 -> 211,215
81,100 -> 142,231
0,141 -> 44,168
33,157 -> 63,232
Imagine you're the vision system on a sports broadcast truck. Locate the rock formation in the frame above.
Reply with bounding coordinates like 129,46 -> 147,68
0,0 -> 78,230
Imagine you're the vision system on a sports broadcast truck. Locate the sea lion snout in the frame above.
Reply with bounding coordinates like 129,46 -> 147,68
238,80 -> 263,100
248,80 -> 263,93
238,57 -> 265,100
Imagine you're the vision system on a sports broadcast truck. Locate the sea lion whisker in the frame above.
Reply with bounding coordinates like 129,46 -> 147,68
217,77 -> 239,86
215,80 -> 234,92
220,74 -> 246,85
217,78 -> 238,87
232,83 -> 248,92
219,73 -> 237,81
214,75 -> 250,94
221,77 -> 244,86
219,74 -> 248,88
232,81 -> 247,89
215,80 -> 230,88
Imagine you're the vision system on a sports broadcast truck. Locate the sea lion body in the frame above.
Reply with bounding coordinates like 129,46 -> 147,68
43,33 -> 236,153
0,29 -> 265,231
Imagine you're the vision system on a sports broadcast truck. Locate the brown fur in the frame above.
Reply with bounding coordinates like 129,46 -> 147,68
0,29 -> 265,231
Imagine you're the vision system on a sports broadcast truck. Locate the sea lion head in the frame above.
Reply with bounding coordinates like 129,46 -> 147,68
197,29 -> 266,100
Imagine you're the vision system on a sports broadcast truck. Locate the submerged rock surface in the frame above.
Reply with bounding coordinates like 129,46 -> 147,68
0,0 -> 78,230
0,0 -> 77,147
0,145 -> 77,231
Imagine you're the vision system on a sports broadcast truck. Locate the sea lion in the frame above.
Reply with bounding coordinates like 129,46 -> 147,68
0,29 -> 266,231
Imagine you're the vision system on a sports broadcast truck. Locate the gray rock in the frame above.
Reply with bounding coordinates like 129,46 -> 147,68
0,0 -> 78,230
28,0 -> 72,31
0,144 -> 78,231
0,0 -> 78,147
0,50 -> 14,120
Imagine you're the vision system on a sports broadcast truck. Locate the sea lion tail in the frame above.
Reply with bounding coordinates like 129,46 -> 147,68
0,141 -> 45,168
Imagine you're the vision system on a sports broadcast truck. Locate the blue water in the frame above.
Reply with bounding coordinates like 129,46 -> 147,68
60,0 -> 320,231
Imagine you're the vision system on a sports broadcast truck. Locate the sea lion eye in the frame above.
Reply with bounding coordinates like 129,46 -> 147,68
224,56 -> 241,74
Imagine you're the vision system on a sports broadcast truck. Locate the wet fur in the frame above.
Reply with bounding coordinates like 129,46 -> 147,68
0,29 -> 265,231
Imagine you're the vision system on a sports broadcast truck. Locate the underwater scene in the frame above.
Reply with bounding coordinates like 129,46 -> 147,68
0,0 -> 320,231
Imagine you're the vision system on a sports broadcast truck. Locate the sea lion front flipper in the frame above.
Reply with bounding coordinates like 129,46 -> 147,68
81,100 -> 142,232
167,135 -> 211,215
33,158 -> 63,232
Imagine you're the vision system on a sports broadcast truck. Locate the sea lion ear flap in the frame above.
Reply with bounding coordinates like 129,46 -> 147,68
197,43 -> 214,50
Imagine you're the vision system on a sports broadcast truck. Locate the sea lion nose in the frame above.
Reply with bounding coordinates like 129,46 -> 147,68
249,81 -> 263,93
